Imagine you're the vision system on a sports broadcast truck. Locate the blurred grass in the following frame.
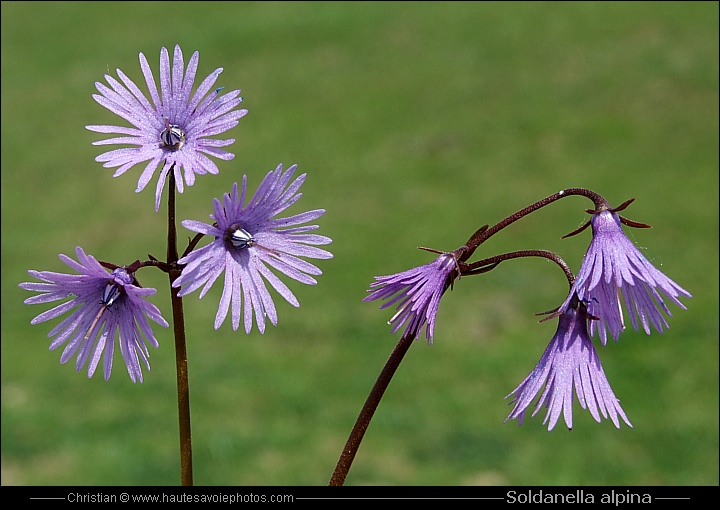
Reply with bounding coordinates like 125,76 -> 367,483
1,1 -> 717,486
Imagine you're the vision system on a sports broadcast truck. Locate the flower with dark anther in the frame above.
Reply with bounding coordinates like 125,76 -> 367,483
363,246 -> 466,344
172,164 -> 333,333
86,44 -> 248,211
505,295 -> 632,431
559,199 -> 691,345
19,247 -> 168,383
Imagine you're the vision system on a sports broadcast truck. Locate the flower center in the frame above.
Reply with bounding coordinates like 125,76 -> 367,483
226,226 -> 255,250
160,118 -> 186,150
101,282 -> 122,307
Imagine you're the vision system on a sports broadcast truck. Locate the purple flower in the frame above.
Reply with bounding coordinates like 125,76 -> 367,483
86,44 -> 248,211
172,164 -> 333,333
561,209 -> 691,345
363,251 -> 459,344
505,299 -> 632,430
19,247 -> 168,383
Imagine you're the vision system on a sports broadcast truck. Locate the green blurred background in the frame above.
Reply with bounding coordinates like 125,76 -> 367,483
2,1 -> 717,486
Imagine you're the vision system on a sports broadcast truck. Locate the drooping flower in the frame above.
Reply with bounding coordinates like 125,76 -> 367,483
19,247 -> 168,383
505,297 -> 632,430
86,44 -> 248,211
560,209 -> 691,344
363,250 -> 460,344
172,164 -> 333,333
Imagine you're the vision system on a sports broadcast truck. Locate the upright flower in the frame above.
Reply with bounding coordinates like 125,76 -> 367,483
364,249 -> 461,344
172,164 -> 333,333
19,247 -> 168,383
505,297 -> 632,430
86,44 -> 247,211
561,209 -> 691,344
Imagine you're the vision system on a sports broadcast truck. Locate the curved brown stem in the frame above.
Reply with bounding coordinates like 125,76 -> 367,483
329,333 -> 414,486
461,188 -> 608,262
182,232 -> 206,259
462,249 -> 575,288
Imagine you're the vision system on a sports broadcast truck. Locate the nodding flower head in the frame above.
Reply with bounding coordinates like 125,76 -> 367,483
363,247 -> 463,344
506,296 -> 632,431
560,208 -> 690,344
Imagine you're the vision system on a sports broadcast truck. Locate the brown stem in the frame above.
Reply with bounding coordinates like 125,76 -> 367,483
461,188 -> 608,262
166,169 -> 193,486
462,249 -> 575,288
182,232 -> 206,259
328,333 -> 415,486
